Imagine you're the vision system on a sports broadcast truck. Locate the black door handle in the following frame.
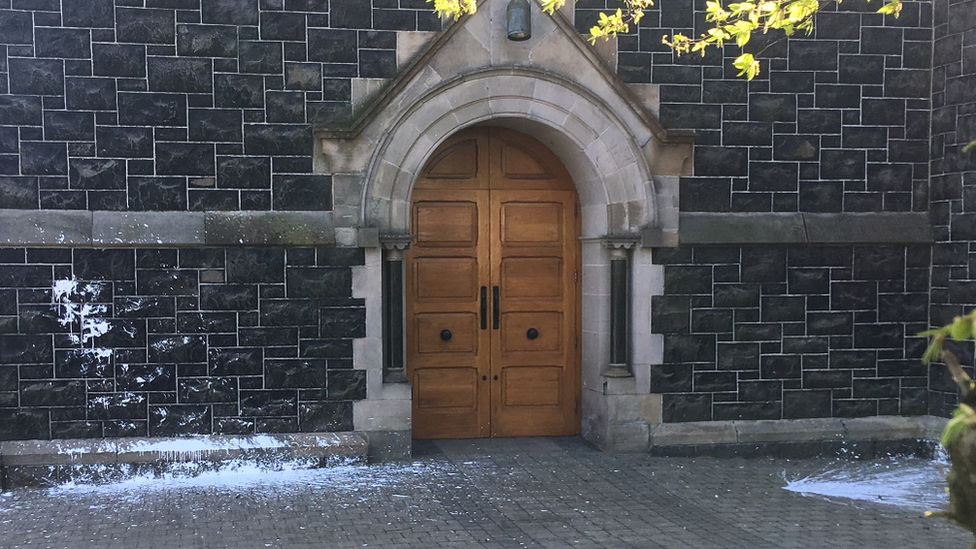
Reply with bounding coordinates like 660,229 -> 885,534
527,327 -> 539,340
480,286 -> 487,330
440,329 -> 452,341
492,285 -> 499,330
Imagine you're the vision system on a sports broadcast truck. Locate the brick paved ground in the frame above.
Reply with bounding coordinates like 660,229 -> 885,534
0,437 -> 970,549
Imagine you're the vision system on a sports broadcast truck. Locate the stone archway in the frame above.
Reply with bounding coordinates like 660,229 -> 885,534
317,0 -> 693,452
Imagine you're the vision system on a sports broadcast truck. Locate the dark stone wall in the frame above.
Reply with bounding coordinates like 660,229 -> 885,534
588,0 -> 941,421
928,0 -> 976,416
0,0 -> 437,211
651,245 -> 930,422
591,0 -> 933,214
0,246 -> 366,440
0,0 -> 432,440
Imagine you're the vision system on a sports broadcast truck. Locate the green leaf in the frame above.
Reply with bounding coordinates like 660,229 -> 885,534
963,140 -> 976,154
941,404 -> 976,448
950,317 -> 973,340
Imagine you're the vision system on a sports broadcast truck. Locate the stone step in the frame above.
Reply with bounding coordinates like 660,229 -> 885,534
0,432 -> 368,490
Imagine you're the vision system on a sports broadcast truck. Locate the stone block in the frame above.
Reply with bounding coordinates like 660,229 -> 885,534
885,69 -> 931,98
117,8 -> 175,44
244,124 -> 312,156
260,299 -> 317,327
0,10 -> 33,43
42,111 -> 93,142
156,143 -> 215,175
73,248 -> 134,280
148,57 -> 212,93
750,93 -> 797,122
206,212 -> 335,246
797,109 -> 841,133
272,175 -> 332,210
20,142 -> 66,175
862,27 -> 903,55
821,149 -> 865,179
177,24 -> 239,58
299,338 -> 353,359
128,176 -> 186,210
92,212 -> 205,246
308,28 -> 358,63
35,27 -> 91,58
225,248 -> 284,282
327,370 -> 367,401
651,421 -> 736,446
96,127 -> 153,158
202,0 -> 258,25
62,0 -> 113,27
734,418 -> 846,443
783,389 -> 831,419
659,104 -> 722,130
0,177 -> 38,208
239,41 -> 283,74
0,209 -> 91,245
118,92 -> 186,126
299,401 -> 352,432
815,84 -> 861,108
65,78 -> 116,111
839,54 -> 884,84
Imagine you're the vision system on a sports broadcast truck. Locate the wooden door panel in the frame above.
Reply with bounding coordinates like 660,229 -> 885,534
415,313 -> 479,355
500,257 -> 562,299
500,365 -> 562,406
413,257 -> 479,300
414,367 -> 479,409
415,201 -> 480,247
412,366 -> 485,439
500,311 -> 563,353
498,202 -> 563,245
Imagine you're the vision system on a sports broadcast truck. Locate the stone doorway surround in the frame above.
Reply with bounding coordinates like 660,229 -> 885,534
316,0 -> 694,453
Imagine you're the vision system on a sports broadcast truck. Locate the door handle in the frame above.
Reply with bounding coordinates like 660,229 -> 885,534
440,329 -> 452,341
492,285 -> 499,330
480,286 -> 487,330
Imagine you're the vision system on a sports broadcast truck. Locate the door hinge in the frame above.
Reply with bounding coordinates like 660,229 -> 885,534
574,269 -> 578,284
575,398 -> 579,414
574,202 -> 578,218
574,334 -> 578,349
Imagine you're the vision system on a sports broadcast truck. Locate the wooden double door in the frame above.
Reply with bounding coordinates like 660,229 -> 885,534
406,127 -> 581,439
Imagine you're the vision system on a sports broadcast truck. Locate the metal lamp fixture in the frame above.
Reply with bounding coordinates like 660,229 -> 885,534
506,0 -> 531,41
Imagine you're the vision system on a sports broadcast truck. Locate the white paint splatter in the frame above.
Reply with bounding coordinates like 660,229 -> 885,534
52,277 -> 113,350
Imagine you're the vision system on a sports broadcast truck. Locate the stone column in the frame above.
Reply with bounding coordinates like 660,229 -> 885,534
380,235 -> 413,383
604,236 -> 639,378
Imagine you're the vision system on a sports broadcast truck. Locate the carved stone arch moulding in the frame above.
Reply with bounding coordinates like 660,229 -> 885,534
359,67 -> 672,240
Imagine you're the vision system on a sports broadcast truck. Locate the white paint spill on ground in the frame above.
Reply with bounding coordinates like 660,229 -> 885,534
46,461 -> 424,503
784,455 -> 949,512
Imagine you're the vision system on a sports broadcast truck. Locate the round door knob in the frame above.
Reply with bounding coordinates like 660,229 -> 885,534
440,329 -> 452,341
526,327 -> 539,340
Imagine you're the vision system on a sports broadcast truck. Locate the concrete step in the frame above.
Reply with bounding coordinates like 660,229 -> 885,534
0,432 -> 368,490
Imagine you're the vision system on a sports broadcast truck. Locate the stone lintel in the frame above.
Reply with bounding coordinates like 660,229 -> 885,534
204,212 -> 335,246
0,210 -> 339,248
677,212 -> 934,245
92,212 -> 205,247
0,210 -> 92,246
